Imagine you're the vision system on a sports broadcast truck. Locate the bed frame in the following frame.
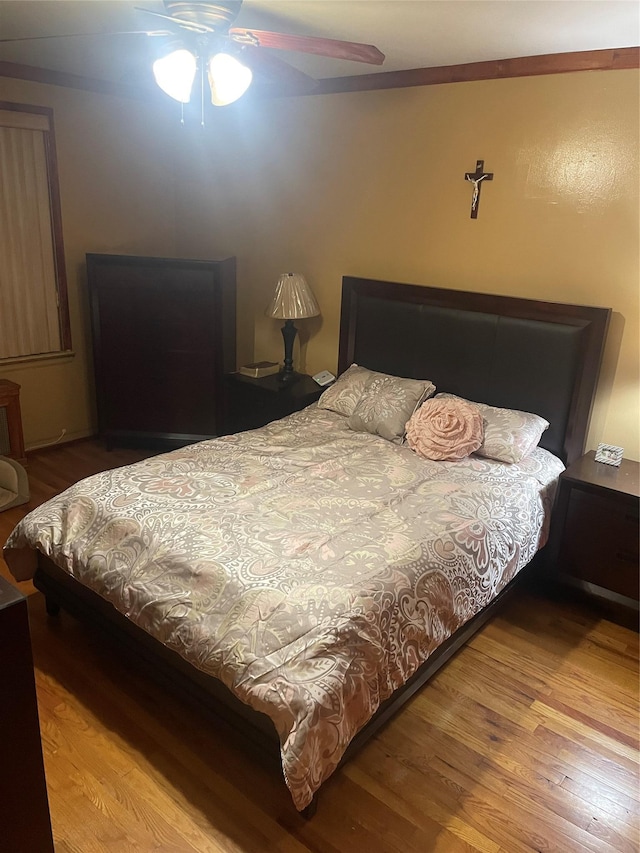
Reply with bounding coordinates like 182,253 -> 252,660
33,277 -> 611,816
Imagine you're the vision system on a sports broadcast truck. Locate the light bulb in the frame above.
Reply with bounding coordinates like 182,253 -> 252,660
208,53 -> 252,106
153,48 -> 197,103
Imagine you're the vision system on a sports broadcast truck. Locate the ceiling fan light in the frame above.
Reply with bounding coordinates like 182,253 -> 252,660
208,53 -> 253,106
153,48 -> 197,103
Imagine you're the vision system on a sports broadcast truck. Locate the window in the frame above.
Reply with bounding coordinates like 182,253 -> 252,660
0,102 -> 71,360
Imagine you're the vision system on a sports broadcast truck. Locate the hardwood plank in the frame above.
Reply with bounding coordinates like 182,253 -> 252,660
405,675 -> 639,825
358,701 -> 617,853
493,610 -> 640,684
586,814 -> 639,853
343,762 -> 498,853
308,774 -> 454,853
561,774 -> 640,832
28,605 -> 303,852
533,726 -> 639,800
471,628 -> 639,711
532,695 -> 639,755
498,595 -> 639,668
435,654 -> 546,732
431,756 -> 627,853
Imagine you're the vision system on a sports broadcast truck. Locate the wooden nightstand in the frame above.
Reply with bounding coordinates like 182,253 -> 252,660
0,379 -> 26,464
551,450 -> 639,611
223,372 -> 323,434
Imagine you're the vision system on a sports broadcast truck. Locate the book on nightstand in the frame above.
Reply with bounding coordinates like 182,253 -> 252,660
238,361 -> 280,379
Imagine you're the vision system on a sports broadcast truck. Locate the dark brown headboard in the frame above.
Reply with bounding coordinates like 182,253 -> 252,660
338,277 -> 610,465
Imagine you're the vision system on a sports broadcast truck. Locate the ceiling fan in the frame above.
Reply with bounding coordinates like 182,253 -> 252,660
1,1 -> 385,107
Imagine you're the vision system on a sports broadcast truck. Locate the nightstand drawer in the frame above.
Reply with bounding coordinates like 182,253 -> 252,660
224,373 -> 323,434
560,488 -> 639,599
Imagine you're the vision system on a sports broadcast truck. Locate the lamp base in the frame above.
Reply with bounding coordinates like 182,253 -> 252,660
277,369 -> 299,386
280,319 -> 298,384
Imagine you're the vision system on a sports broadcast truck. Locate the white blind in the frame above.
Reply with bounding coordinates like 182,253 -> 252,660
0,118 -> 62,358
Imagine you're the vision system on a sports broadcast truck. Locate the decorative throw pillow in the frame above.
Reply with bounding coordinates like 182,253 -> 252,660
405,397 -> 484,461
347,372 -> 436,443
436,393 -> 549,464
317,364 -> 370,416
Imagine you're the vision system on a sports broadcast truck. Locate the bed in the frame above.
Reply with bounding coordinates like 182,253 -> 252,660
4,276 -> 610,815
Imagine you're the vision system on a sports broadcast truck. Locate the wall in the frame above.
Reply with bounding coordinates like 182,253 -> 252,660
0,77 -> 179,449
175,68 -> 639,460
1,68 -> 637,460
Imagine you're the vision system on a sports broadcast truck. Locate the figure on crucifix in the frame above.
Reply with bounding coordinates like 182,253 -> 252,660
464,160 -> 494,218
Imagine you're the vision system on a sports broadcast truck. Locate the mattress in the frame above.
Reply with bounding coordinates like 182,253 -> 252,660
4,404 -> 564,809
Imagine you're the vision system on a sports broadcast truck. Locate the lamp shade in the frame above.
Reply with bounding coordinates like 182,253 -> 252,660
152,48 -> 197,103
208,53 -> 253,106
265,273 -> 320,320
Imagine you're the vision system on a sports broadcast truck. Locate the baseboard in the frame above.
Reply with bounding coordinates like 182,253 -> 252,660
26,432 -> 97,455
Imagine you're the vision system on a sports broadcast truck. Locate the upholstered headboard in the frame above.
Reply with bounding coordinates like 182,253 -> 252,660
338,277 -> 610,465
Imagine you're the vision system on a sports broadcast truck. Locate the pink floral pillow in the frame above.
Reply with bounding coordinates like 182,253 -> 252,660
405,397 -> 484,461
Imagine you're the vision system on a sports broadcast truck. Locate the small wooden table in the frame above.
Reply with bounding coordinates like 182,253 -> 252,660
223,372 -> 323,434
552,450 -> 639,611
0,379 -> 26,464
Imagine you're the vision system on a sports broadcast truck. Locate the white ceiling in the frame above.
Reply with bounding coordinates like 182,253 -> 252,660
0,0 -> 638,85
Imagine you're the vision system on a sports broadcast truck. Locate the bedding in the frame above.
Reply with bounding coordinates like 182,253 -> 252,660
346,371 -> 435,442
318,364 -> 435,431
4,404 -> 563,811
436,393 -> 550,464
317,363 -> 370,416
405,397 -> 484,461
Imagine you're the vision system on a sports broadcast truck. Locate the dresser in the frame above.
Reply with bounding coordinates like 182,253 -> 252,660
88,254 -> 236,449
552,451 -> 639,611
0,578 -> 54,851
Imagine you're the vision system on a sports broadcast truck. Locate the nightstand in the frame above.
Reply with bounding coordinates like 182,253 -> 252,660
223,372 -> 323,434
0,379 -> 26,464
551,450 -> 639,610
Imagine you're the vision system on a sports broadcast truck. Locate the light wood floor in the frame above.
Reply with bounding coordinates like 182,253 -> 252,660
2,441 -> 639,852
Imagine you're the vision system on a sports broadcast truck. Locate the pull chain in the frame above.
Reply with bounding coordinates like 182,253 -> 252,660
200,54 -> 205,127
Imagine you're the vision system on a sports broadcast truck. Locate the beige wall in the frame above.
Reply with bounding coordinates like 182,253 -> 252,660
0,68 -> 637,460
0,77 -> 179,449
175,69 -> 639,460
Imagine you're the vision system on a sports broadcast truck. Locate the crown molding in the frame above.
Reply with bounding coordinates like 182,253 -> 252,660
0,60 -> 155,100
0,47 -> 637,102
314,47 -> 640,96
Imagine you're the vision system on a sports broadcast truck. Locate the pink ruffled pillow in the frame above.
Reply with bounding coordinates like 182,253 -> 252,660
406,397 -> 484,461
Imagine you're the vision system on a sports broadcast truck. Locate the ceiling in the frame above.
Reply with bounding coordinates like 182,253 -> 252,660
0,0 -> 638,87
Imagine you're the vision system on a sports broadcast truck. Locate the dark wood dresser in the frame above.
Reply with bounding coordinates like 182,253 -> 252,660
87,253 -> 236,450
0,579 -> 54,851
552,451 -> 639,612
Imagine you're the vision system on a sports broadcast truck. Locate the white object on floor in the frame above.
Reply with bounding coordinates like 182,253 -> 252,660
0,456 -> 29,511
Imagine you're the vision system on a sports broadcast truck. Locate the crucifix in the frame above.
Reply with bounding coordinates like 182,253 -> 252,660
465,160 -> 493,219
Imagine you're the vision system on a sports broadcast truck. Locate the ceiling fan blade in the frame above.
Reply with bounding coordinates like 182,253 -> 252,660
0,30 -> 173,44
134,7 -> 214,33
239,45 -> 317,93
229,29 -> 385,65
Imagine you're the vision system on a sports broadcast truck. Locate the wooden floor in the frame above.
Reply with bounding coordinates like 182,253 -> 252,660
2,440 -> 639,852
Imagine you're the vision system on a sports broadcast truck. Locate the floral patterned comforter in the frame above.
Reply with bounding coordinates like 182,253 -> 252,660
4,405 -> 564,810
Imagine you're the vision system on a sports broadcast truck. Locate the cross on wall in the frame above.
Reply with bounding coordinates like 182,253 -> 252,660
465,160 -> 493,218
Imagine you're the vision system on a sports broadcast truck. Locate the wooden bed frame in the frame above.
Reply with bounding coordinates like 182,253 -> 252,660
33,277 -> 611,816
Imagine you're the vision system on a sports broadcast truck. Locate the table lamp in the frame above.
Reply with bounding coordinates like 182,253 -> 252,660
265,273 -> 320,384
